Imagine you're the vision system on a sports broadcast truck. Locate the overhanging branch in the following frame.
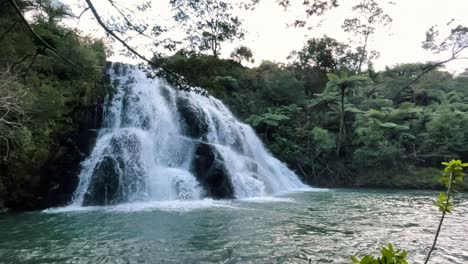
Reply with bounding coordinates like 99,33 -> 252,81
7,0 -> 95,78
84,0 -> 192,90
0,20 -> 18,42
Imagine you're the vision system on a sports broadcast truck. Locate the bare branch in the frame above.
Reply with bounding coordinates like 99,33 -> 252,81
77,7 -> 90,19
84,0 -> 192,90
396,24 -> 468,101
10,53 -> 33,72
394,57 -> 456,101
0,20 -> 18,42
0,72 -> 31,159
106,0 -> 152,39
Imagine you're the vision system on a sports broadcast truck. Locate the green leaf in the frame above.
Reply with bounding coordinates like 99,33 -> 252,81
345,107 -> 365,114
263,119 -> 279,126
252,118 -> 262,127
400,132 -> 417,140
327,73 -> 339,81
263,113 -> 290,121
380,122 -> 409,130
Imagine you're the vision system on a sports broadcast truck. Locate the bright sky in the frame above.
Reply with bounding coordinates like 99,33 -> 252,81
67,0 -> 468,73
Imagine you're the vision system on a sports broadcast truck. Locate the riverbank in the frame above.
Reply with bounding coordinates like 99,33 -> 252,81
315,167 -> 468,191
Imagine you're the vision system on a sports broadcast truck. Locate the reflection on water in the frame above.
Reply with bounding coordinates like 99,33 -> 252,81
0,189 -> 467,263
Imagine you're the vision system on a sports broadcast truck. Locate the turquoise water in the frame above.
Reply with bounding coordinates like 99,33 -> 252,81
0,189 -> 467,263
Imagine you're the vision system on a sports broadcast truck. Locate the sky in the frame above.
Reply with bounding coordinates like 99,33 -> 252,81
66,0 -> 468,73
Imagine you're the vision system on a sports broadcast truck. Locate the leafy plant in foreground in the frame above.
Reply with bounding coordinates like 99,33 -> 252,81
351,244 -> 408,264
424,159 -> 467,263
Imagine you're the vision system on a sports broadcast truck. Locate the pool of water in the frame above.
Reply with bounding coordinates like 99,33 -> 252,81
0,189 -> 467,263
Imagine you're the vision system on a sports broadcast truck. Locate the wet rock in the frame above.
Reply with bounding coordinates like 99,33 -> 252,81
159,85 -> 173,103
82,156 -> 122,206
246,160 -> 258,173
35,103 -> 104,209
191,143 -> 234,198
39,132 -> 83,208
176,97 -> 208,139
77,104 -> 103,155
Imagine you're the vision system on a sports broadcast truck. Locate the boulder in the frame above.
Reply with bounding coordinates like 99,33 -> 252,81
191,143 -> 234,198
82,156 -> 122,206
176,97 -> 208,139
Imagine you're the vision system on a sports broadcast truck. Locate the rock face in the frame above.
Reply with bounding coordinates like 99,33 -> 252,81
38,104 -> 104,209
191,143 -> 234,198
82,156 -> 122,206
177,97 -> 235,199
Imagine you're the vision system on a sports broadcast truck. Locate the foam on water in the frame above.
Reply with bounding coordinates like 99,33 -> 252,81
109,199 -> 236,212
45,199 -> 236,213
238,196 -> 296,203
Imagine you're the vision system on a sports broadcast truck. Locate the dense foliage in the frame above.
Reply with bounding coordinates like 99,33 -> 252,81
1,0 -> 467,210
0,0 -> 107,208
152,0 -> 468,190
155,39 -> 468,189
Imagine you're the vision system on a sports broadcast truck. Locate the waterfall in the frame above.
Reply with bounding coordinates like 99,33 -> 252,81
71,63 -> 307,206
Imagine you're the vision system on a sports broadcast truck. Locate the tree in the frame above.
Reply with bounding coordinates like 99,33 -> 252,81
257,61 -> 305,105
0,0 -> 108,209
311,126 -> 335,155
422,24 -> 468,57
230,45 -> 254,64
278,0 -> 339,27
342,0 -> 392,74
292,36 -> 348,72
170,0 -> 244,57
0,72 -> 31,159
426,108 -> 468,159
352,107 -> 412,169
305,92 -> 340,125
395,24 -> 468,101
289,36 -> 350,95
325,73 -> 369,155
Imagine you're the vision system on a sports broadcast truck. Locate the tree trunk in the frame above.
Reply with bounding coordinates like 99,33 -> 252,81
336,86 -> 345,156
357,33 -> 370,74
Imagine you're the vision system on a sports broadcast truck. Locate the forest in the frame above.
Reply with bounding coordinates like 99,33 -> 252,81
0,0 -> 107,208
0,1 -> 467,263
0,0 -> 467,208
150,0 -> 468,189
156,48 -> 468,190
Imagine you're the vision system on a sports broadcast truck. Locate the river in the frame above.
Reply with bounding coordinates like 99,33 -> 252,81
1,189 -> 467,263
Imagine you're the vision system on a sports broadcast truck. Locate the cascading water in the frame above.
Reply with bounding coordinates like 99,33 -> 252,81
71,63 -> 307,206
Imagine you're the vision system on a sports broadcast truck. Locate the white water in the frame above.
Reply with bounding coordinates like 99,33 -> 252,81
71,64 -> 307,206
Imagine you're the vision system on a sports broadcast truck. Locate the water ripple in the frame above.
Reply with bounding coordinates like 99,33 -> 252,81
1,189 -> 467,263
